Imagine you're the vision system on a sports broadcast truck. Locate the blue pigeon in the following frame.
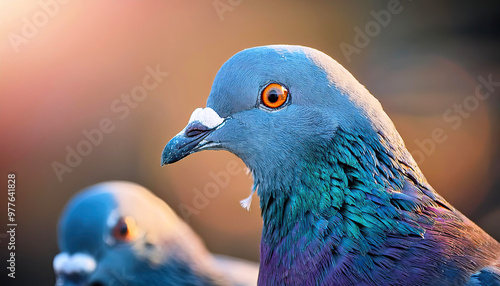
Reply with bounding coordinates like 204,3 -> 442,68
53,181 -> 259,286
161,45 -> 500,285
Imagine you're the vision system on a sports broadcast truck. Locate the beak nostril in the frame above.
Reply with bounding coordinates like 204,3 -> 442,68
185,129 -> 204,137
185,122 -> 210,137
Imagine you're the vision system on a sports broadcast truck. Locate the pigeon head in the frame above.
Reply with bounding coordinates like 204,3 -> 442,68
162,45 -> 411,191
54,181 -> 226,286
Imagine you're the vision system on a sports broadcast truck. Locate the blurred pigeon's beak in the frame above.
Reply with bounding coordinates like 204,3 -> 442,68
162,107 -> 225,165
53,252 -> 96,286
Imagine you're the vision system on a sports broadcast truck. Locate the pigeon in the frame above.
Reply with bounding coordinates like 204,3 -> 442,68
161,45 -> 500,285
53,181 -> 259,286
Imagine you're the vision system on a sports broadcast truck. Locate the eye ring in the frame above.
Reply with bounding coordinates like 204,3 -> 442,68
112,217 -> 137,242
260,83 -> 289,109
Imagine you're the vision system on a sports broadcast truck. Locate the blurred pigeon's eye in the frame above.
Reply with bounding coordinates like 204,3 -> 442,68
112,217 -> 137,242
261,83 -> 288,109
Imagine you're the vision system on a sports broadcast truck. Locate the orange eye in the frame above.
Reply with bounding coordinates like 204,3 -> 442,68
112,217 -> 137,241
261,83 -> 288,109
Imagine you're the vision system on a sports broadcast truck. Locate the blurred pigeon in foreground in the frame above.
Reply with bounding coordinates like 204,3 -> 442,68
53,181 -> 258,286
161,45 -> 500,285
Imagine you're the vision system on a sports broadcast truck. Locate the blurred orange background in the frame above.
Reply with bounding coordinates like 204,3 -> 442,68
0,1 -> 499,284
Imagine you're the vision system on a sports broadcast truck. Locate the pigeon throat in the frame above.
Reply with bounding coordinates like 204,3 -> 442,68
257,126 -> 425,225
256,127 -> 436,282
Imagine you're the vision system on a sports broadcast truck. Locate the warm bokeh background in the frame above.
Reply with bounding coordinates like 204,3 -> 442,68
0,1 -> 499,284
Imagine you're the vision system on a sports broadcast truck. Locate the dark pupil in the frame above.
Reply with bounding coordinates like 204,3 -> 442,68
119,223 -> 128,236
268,90 -> 279,103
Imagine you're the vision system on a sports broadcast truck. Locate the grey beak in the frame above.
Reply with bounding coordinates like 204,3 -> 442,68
161,121 -> 216,165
